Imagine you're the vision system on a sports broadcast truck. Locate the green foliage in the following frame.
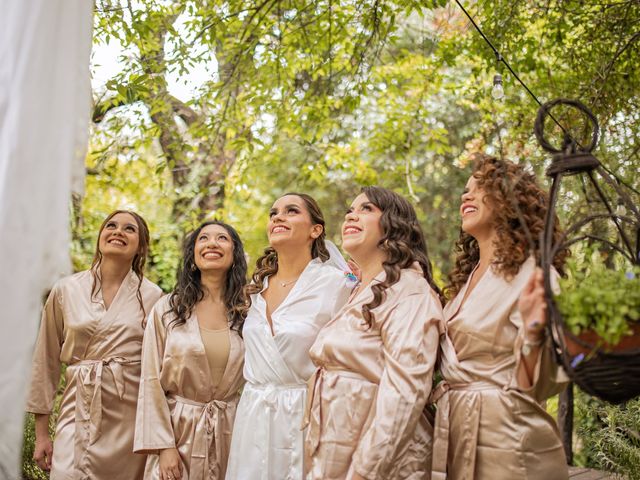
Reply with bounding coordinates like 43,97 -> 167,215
575,392 -> 640,479
89,0 -> 640,278
556,252 -> 640,347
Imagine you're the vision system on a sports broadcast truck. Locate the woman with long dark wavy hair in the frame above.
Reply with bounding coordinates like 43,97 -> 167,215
225,193 -> 354,480
431,154 -> 569,479
135,221 -> 247,480
303,186 -> 444,480
26,210 -> 163,479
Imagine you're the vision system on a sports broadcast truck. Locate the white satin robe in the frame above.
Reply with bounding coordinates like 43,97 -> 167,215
225,259 -> 353,480
26,270 -> 162,480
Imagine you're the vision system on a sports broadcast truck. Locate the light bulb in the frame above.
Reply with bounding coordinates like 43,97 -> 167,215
492,74 -> 504,100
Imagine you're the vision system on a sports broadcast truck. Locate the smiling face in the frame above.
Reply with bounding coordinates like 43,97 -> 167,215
98,212 -> 141,263
193,224 -> 235,274
460,175 -> 495,240
342,193 -> 384,263
267,194 -> 323,253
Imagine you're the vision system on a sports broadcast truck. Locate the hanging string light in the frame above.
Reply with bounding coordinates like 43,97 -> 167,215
451,1 -> 640,199
492,74 -> 504,100
491,52 -> 505,100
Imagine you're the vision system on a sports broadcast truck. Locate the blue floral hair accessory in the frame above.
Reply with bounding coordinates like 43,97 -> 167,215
345,271 -> 358,284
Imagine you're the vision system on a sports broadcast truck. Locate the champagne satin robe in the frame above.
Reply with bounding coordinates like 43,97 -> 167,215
305,263 -> 443,480
134,296 -> 245,480
25,270 -> 163,480
225,259 -> 353,480
431,257 -> 569,480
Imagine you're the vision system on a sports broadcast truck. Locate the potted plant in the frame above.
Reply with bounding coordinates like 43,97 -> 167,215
555,251 -> 640,357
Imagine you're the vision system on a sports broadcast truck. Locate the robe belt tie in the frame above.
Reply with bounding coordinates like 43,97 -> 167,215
168,394 -> 235,479
244,382 -> 307,411
302,367 -> 372,458
429,380 -> 503,480
243,382 -> 307,478
68,356 -> 138,446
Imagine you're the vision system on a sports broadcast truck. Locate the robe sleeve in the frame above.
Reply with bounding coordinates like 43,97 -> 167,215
25,285 -> 65,414
509,269 -> 569,402
351,291 -> 441,479
134,301 -> 176,453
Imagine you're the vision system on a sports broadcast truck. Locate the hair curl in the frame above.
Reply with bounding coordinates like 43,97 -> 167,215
444,154 -> 568,300
244,193 -> 330,305
165,221 -> 248,333
91,210 -> 150,318
360,186 -> 444,328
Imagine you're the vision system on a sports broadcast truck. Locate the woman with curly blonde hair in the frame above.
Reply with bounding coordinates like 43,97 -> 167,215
304,186 -> 444,480
431,154 -> 569,479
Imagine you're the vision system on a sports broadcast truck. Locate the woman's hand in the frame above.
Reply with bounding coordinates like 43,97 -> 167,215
33,435 -> 53,471
33,414 -> 53,471
518,268 -> 547,343
159,448 -> 183,480
516,268 -> 548,388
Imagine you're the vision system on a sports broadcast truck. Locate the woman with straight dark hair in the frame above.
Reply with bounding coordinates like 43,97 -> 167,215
135,221 -> 247,480
26,210 -> 163,479
304,186 -> 444,479
225,193 -> 354,480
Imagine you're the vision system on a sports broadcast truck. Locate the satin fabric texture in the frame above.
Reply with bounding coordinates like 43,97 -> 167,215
134,295 -> 245,480
431,257 -> 569,480
25,270 -> 162,480
225,259 -> 353,480
304,262 -> 443,480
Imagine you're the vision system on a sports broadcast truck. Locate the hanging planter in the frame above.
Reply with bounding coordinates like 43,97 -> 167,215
535,98 -> 640,404
555,257 -> 640,357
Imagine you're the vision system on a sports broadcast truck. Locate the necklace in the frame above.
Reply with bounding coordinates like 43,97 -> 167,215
279,277 -> 299,288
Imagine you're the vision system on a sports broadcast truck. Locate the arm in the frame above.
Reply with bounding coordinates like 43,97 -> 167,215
516,268 -> 546,388
350,291 -> 442,479
513,268 -> 568,400
133,302 -> 177,454
26,286 -> 65,471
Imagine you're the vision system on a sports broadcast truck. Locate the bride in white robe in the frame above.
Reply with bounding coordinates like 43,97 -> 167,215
225,193 -> 353,480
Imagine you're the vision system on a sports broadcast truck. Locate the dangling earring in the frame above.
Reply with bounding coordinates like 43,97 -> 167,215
191,264 -> 197,272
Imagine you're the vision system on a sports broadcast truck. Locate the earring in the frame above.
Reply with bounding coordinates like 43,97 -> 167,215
191,264 -> 197,272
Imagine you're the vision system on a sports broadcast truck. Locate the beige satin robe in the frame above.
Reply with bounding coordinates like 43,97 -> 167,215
26,270 -> 163,480
432,257 -> 569,480
305,263 -> 443,480
134,295 -> 245,480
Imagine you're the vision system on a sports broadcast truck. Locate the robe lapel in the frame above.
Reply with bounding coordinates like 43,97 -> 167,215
212,329 -> 242,399
83,270 -> 137,356
186,314 -> 218,400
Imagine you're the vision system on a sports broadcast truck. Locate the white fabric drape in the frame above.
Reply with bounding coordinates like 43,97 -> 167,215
0,0 -> 93,477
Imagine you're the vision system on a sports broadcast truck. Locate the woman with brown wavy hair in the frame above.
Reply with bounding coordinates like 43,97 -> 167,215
431,154 -> 569,479
135,220 -> 247,480
303,186 -> 444,480
225,193 -> 354,480
26,210 -> 163,479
